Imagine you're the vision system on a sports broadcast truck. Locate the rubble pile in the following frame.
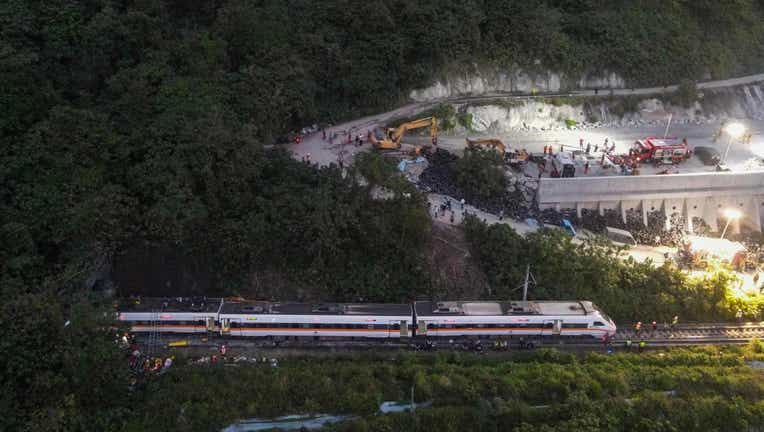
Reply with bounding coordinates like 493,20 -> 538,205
568,208 -> 688,246
692,217 -> 713,236
536,205 -> 689,247
418,149 -> 462,198
418,149 -> 535,219
416,150 -> 722,250
577,209 -> 607,232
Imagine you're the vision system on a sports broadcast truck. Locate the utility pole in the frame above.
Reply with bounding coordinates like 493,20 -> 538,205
663,113 -> 673,139
723,134 -> 733,166
522,264 -> 536,301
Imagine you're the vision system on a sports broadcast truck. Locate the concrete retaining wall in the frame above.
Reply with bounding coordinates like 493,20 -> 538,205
537,172 -> 764,232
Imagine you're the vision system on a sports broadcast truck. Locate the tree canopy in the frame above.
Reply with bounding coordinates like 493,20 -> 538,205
456,147 -> 507,202
463,217 -> 761,323
3,1 -> 764,428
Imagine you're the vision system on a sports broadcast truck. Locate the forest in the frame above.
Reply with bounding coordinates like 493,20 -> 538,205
124,345 -> 764,431
5,0 -> 764,302
3,0 -> 764,429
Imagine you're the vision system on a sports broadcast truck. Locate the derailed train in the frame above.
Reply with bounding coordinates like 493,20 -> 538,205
118,297 -> 617,339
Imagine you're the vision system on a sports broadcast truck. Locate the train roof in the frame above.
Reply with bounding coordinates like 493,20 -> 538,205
117,297 -> 222,313
220,301 -> 412,316
415,301 -> 596,316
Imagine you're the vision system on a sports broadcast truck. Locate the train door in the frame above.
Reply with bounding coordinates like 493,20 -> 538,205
417,320 -> 436,337
220,318 -> 231,336
398,320 -> 409,338
552,320 -> 562,335
205,317 -> 216,332
544,320 -> 562,336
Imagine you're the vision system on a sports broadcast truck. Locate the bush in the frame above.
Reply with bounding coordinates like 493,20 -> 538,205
125,348 -> 764,431
456,112 -> 473,130
672,80 -> 699,108
748,338 -> 764,354
463,219 -> 764,322
455,148 -> 506,202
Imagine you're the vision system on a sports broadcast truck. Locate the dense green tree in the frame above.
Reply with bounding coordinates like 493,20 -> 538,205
3,0 -> 764,428
464,217 -> 764,322
456,147 -> 507,202
0,291 -> 129,431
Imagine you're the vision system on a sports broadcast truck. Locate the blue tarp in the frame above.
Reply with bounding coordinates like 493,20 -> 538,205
561,218 -> 576,236
525,218 -> 540,229
397,157 -> 427,172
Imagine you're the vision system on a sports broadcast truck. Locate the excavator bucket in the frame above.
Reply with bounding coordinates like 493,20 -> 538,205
466,138 -> 506,154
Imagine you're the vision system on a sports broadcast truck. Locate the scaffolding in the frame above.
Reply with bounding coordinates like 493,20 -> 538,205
145,311 -> 161,358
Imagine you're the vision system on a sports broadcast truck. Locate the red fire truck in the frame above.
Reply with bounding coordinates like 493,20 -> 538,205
629,137 -> 690,165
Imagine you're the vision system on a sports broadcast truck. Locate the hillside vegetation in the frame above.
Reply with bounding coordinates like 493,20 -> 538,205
4,0 -> 764,299
128,346 -> 764,431
3,1 -> 764,429
464,218 -> 764,323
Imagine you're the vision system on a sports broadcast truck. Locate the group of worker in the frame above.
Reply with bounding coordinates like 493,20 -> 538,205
602,333 -> 647,354
578,137 -> 616,154
634,316 -> 679,336
538,137 -> 618,178
600,316 -> 682,354
322,127 -> 368,147
430,197 -> 496,227
432,198 -> 467,224
128,351 -> 174,375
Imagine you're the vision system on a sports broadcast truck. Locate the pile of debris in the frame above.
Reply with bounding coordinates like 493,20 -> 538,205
417,149 -> 534,219
418,149 -> 462,198
567,208 -> 688,246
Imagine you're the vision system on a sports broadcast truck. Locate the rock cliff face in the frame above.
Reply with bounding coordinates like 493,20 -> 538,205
409,67 -> 625,102
443,83 -> 764,134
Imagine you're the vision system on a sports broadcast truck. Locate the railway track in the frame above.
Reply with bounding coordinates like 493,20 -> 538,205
134,323 -> 764,354
616,323 -> 764,343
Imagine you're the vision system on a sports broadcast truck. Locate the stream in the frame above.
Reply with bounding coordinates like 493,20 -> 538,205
222,400 -> 432,431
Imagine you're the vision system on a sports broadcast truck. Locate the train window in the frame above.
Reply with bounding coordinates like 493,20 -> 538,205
301,323 -> 311,328
562,323 -> 588,328
593,321 -> 606,327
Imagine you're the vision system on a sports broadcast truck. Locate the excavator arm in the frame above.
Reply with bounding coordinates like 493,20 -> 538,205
372,116 -> 438,150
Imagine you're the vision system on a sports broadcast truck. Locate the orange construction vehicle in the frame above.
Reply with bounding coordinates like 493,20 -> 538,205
465,138 -> 506,154
628,137 -> 690,166
370,117 -> 438,152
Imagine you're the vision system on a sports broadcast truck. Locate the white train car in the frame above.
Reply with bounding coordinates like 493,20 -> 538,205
414,300 -> 616,339
118,297 -> 222,334
219,301 -> 413,338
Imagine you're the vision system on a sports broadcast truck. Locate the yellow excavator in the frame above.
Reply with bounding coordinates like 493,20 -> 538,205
466,137 -> 529,165
370,116 -> 438,152
465,138 -> 506,154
